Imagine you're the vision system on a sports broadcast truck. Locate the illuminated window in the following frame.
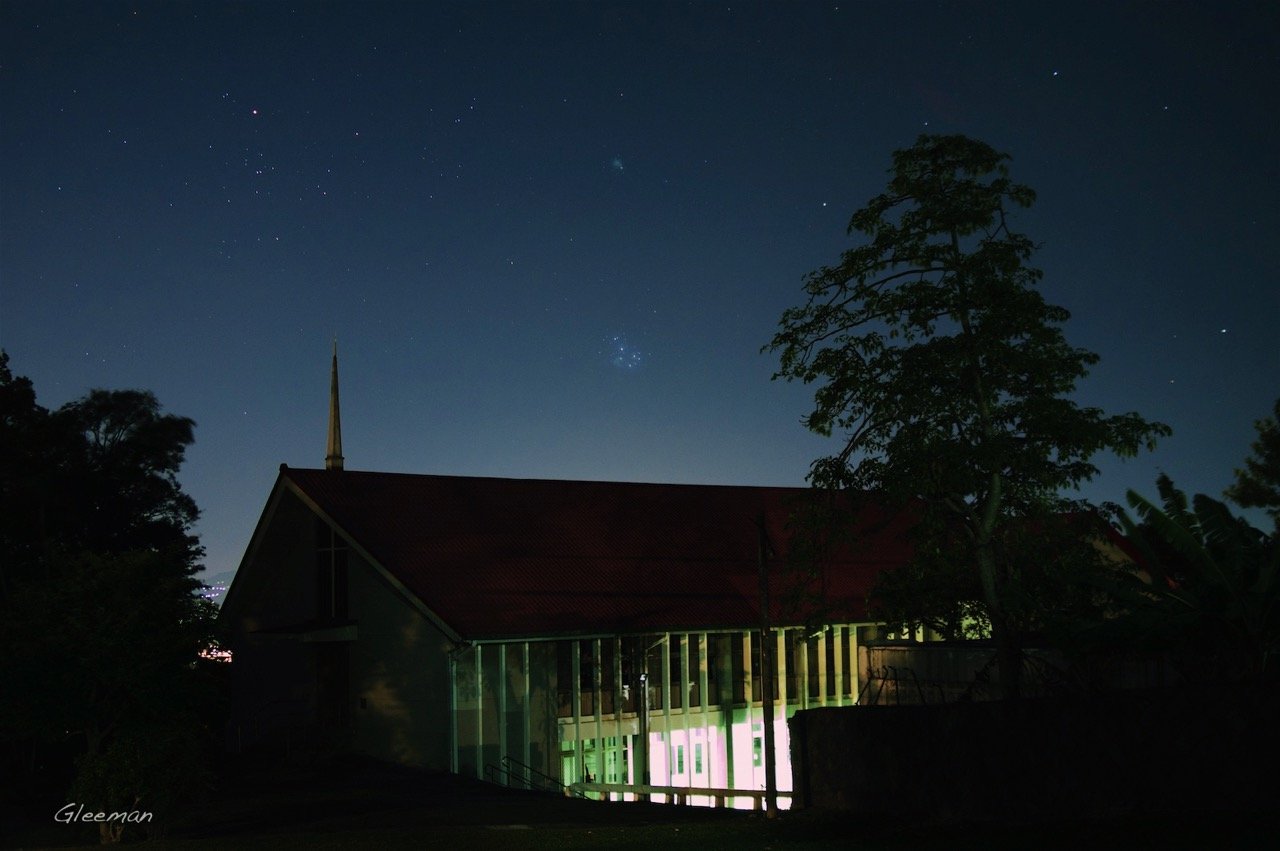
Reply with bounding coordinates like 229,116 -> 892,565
826,629 -> 839,698
695,743 -> 703,774
730,634 -> 746,703
676,744 -> 684,774
669,638 -> 683,709
784,629 -> 800,699
808,634 -> 821,700
555,641 -> 573,718
843,627 -> 855,697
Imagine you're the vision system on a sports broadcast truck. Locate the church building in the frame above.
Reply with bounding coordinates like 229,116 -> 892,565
219,348 -> 913,808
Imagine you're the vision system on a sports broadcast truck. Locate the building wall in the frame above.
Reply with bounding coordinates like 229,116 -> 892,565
347,546 -> 455,769
226,489 -> 457,766
225,491 -> 323,750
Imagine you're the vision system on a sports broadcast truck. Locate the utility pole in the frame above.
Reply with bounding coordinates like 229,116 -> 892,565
757,513 -> 778,818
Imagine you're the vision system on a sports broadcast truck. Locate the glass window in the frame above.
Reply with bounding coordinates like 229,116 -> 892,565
808,634 -> 821,700
555,641 -> 573,718
579,639 -> 594,716
750,632 -> 762,703
668,636 -> 682,710
619,637 -> 637,714
314,519 -> 348,621
731,634 -> 746,704
826,629 -> 839,698
706,634 -> 722,705
784,630 -> 801,701
843,628 -> 855,696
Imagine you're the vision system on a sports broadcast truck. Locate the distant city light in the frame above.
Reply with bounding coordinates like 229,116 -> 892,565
200,643 -> 233,663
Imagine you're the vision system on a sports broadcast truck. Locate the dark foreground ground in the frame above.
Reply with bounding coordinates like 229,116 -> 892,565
5,756 -> 1275,850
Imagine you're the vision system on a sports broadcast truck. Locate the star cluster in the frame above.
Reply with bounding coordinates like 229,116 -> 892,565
606,335 -> 644,372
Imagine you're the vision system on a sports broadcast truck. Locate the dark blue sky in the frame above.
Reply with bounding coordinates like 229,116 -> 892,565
2,1 -> 1277,581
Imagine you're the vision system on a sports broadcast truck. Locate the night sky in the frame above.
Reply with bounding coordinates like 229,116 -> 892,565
2,2 -> 1277,584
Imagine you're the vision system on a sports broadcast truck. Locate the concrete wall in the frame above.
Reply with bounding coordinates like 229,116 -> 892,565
790,683 -> 1280,820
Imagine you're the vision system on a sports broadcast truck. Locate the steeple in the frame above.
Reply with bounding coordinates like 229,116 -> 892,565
325,339 -> 344,471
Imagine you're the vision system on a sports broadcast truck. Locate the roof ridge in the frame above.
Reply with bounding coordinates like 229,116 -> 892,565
283,465 -> 821,492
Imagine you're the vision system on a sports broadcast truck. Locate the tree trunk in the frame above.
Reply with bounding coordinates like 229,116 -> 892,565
974,472 -> 1021,699
954,258 -> 1021,698
975,542 -> 1021,700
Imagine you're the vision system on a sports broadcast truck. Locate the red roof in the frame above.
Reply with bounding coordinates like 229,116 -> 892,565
279,467 -> 914,640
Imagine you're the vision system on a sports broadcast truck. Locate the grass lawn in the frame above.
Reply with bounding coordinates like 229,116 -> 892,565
7,756 -> 1275,850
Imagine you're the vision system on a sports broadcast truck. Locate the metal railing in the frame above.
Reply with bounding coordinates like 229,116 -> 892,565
485,755 -> 571,795
566,781 -> 792,809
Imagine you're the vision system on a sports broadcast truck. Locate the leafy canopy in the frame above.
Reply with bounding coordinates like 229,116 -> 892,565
1224,398 -> 1280,532
766,135 -> 1169,643
1093,475 -> 1279,681
767,134 -> 1166,510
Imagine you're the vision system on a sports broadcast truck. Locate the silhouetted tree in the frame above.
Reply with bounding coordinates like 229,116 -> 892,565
1225,398 -> 1280,533
0,351 -> 218,843
1088,475 -> 1279,682
0,351 -> 69,596
765,135 -> 1169,696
